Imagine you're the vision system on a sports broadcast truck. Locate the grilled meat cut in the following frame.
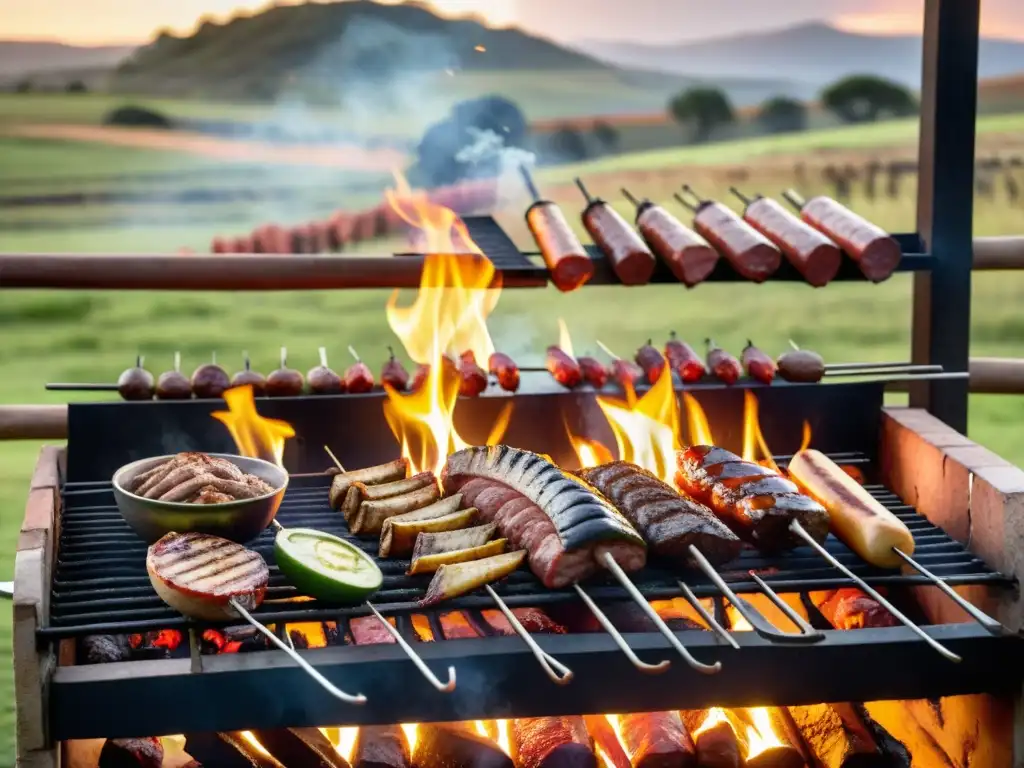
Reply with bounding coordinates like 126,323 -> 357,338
577,462 -> 741,566
129,452 -> 275,503
442,446 -> 647,588
146,532 -> 269,622
676,446 -> 829,552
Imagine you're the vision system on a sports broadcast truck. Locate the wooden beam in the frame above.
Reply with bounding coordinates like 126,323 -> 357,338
0,405 -> 67,441
973,236 -> 1024,270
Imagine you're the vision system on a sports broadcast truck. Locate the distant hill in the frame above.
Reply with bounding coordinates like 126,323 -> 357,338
106,0 -> 795,115
0,40 -> 133,78
576,22 -> 1024,95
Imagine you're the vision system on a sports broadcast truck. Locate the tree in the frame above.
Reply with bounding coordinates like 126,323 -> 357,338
592,120 -> 620,153
66,80 -> 88,94
668,87 -> 735,142
821,75 -> 917,124
548,126 -> 588,163
450,95 -> 528,150
758,96 -> 807,134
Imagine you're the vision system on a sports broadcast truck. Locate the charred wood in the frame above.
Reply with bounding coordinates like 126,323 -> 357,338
618,712 -> 696,768
511,717 -> 596,768
81,635 -> 131,664
98,737 -> 164,768
414,723 -> 513,768
184,731 -> 279,768
693,720 -> 743,768
583,716 -> 631,768
787,703 -> 893,768
353,725 -> 412,768
252,727 -> 350,767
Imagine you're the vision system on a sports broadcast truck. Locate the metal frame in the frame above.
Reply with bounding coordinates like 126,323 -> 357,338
911,0 -> 981,432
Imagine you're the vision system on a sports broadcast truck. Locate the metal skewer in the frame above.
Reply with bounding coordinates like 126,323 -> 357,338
827,371 -> 968,383
229,598 -> 368,704
324,445 -> 347,473
485,585 -> 574,684
599,551 -> 721,674
788,520 -> 962,662
676,580 -> 740,649
687,546 -> 823,643
365,602 -> 457,692
824,361 -> 939,372
573,584 -> 672,673
596,340 -> 619,360
890,547 -> 1004,635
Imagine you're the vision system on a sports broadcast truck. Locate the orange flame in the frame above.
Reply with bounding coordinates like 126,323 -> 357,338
742,708 -> 788,761
331,727 -> 358,763
382,170 -> 510,475
211,385 -> 296,466
682,392 -> 714,446
401,724 -> 419,756
495,720 -> 511,756
692,707 -> 733,738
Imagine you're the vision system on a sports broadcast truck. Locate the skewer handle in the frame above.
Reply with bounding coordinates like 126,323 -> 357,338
365,602 -> 457,692
280,346 -> 288,369
174,351 -> 181,372
782,189 -> 807,211
519,164 -> 542,202
676,581 -> 740,649
323,445 -> 347,473
787,521 -> 962,662
673,193 -> 698,213
825,361 -> 940,372
573,584 -> 671,673
596,340 -> 618,361
621,188 -> 641,208
348,345 -> 361,363
45,383 -> 119,391
599,551 -> 721,674
485,585 -> 574,684
891,548 -> 1004,635
574,177 -> 595,204
728,187 -> 754,206
229,598 -> 367,703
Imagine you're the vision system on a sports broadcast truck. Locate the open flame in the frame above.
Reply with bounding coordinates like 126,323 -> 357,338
211,385 -> 295,466
742,708 -> 789,761
382,170 -> 510,475
557,317 -> 575,358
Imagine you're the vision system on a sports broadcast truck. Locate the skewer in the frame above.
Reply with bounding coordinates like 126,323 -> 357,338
574,177 -> 595,204
348,345 -> 361,362
782,189 -> 807,211
621,188 -> 642,208
519,164 -> 541,202
484,584 -> 573,684
324,445 -> 347,473
228,598 -> 367,704
890,547 -> 1004,635
319,347 -> 329,368
788,520 -> 962,662
599,551 -> 721,674
825,361 -> 931,372
842,371 -> 969,384
673,193 -> 699,214
365,602 -> 458,692
687,546 -> 824,643
45,383 -> 119,391
573,583 -> 672,673
824,363 -> 943,376
595,340 -> 618,360
728,187 -> 755,206
676,581 -> 740,649
679,185 -> 706,210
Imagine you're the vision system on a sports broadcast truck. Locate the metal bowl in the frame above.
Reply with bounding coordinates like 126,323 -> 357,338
112,453 -> 288,544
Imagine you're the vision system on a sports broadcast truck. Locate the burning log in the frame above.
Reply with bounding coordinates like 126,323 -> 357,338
353,725 -> 411,768
511,717 -> 596,768
414,723 -> 513,768
98,737 -> 163,768
184,732 -> 278,768
731,709 -> 806,768
251,727 -> 351,767
682,710 -> 744,768
787,704 -> 894,768
617,712 -> 696,768
583,716 -> 631,768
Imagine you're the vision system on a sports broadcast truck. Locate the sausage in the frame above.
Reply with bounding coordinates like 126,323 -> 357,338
742,196 -> 842,287
211,236 -> 228,254
636,203 -> 719,286
344,360 -> 375,394
635,340 -> 666,384
527,201 -> 594,292
665,333 -> 706,382
741,341 -> 776,384
381,347 -> 410,391
328,457 -> 411,509
692,201 -> 781,282
410,363 -> 430,392
798,196 -> 901,282
583,200 -> 656,286
577,356 -> 608,388
546,346 -> 582,388
705,339 -> 741,385
676,445 -> 830,552
610,359 -> 643,390
341,472 -> 438,525
488,352 -> 521,392
350,483 -> 443,536
458,350 -> 488,397
788,449 -> 914,568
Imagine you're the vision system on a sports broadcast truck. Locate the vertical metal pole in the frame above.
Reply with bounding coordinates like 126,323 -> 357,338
910,0 -> 980,433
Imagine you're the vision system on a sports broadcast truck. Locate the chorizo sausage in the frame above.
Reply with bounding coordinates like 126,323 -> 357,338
740,194 -> 842,287
527,201 -> 594,292
582,199 -> 656,286
797,195 -> 901,282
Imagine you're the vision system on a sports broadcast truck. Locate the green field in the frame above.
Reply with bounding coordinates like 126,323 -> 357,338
2,99 -> 1024,765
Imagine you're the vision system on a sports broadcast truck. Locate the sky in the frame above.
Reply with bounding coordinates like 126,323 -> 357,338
3,0 -> 1024,46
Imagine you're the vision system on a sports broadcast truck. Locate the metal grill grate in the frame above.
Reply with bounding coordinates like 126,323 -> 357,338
45,453 -> 1010,639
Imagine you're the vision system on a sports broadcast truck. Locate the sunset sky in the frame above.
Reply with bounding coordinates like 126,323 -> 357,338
4,0 -> 1024,46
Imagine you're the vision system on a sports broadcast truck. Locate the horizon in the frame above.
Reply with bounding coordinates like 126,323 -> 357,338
4,0 -> 1024,47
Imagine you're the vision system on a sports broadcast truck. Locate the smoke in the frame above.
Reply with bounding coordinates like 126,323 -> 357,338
454,127 -> 537,210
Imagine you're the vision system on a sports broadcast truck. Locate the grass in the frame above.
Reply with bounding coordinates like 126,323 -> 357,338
1,107 -> 1024,765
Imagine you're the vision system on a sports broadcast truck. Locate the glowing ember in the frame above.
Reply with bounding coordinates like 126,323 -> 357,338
382,171 -> 510,475
401,724 -> 419,755
474,721 -> 490,738
211,385 -> 295,466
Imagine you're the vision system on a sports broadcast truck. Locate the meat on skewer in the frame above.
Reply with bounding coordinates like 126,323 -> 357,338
676,446 -> 830,552
522,166 -> 594,293
777,341 -> 825,383
191,352 -> 231,399
577,178 -> 656,286
442,445 -> 647,588
546,346 -> 582,388
458,350 -> 488,397
266,346 -> 305,397
665,333 -> 706,382
488,352 -> 521,392
344,346 -> 375,394
578,355 -> 608,388
624,188 -> 719,287
117,355 -> 155,401
578,462 -> 741,566
635,340 -> 667,385
231,352 -> 267,395
155,352 -> 192,400
705,339 -> 741,385
741,340 -> 777,384
382,347 -> 410,391
308,346 -> 345,394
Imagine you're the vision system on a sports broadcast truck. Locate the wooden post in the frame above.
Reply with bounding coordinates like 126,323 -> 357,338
15,446 -> 64,768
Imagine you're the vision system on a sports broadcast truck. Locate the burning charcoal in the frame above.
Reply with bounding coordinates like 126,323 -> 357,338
99,737 -> 163,768
354,725 -> 411,768
200,628 -> 243,655
289,628 -> 310,649
548,602 -> 702,635
252,728 -> 349,768
184,732 -> 278,768
81,634 -> 131,664
692,715 -> 742,768
415,723 -> 512,768
129,628 -> 183,654
480,607 -> 566,636
511,717 -> 595,768
438,611 -> 481,640
224,625 -> 269,653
